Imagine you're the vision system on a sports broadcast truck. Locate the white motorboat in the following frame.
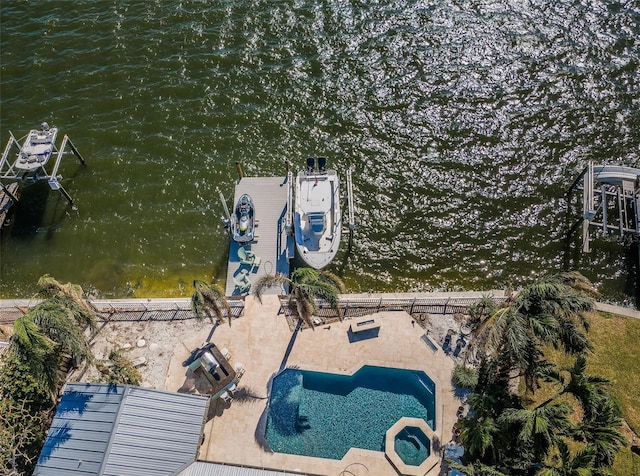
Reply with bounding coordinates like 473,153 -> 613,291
294,157 -> 341,269
14,123 -> 58,172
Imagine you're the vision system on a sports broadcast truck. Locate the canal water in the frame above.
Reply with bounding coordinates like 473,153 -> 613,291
1,1 -> 638,304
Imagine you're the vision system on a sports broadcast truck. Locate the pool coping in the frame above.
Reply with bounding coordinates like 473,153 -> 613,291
264,365 -> 438,462
385,418 -> 439,476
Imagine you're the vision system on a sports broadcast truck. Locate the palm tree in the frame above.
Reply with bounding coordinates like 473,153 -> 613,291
476,274 -> 595,391
9,316 -> 58,393
540,356 -> 611,419
191,279 -> 232,325
498,402 -> 573,461
10,301 -> 94,396
252,268 -> 345,328
536,440 -> 597,476
447,460 -> 508,476
37,274 -> 97,333
460,415 -> 499,460
573,398 -> 627,468
7,276 -> 97,396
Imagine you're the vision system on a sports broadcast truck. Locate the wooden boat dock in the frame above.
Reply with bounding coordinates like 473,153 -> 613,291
0,183 -> 19,227
224,176 -> 292,296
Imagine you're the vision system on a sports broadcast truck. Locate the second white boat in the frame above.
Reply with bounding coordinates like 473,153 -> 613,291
294,157 -> 342,269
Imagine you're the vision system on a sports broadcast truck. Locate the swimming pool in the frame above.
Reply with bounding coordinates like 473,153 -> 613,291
265,365 -> 436,460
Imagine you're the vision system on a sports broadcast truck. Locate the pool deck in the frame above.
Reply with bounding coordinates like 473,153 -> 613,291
165,295 -> 458,476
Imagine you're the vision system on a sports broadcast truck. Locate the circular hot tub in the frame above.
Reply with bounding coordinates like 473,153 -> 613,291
385,418 -> 439,476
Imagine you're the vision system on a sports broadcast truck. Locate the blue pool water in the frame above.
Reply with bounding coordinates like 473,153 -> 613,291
395,426 -> 431,466
265,366 -> 436,460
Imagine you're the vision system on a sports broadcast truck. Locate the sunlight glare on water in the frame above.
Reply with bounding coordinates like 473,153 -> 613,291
1,1 -> 638,304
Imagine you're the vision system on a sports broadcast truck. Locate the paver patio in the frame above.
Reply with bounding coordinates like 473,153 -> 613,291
165,295 -> 460,476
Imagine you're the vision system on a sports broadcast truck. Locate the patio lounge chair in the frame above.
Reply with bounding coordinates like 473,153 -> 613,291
233,271 -> 251,294
220,347 -> 231,361
234,363 -> 245,379
220,391 -> 232,403
227,383 -> 238,395
238,247 -> 261,270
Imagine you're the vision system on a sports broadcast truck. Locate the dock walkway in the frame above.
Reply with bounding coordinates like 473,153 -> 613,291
0,183 -> 19,227
225,176 -> 291,296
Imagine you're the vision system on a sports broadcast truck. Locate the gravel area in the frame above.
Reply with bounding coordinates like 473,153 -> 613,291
77,319 -> 211,390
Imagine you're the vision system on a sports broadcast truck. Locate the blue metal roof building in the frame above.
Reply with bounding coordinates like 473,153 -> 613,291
34,383 -> 210,476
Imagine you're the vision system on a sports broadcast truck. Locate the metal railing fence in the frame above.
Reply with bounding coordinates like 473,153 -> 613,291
279,295 -> 509,319
0,298 -> 245,323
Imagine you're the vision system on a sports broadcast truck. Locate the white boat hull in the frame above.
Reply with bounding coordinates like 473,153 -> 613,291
294,169 -> 341,269
14,126 -> 58,172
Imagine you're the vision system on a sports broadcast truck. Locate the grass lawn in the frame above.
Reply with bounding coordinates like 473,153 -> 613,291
520,310 -> 640,475
587,311 -> 640,475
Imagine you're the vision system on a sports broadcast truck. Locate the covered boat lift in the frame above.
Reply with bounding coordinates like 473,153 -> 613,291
0,123 -> 86,222
568,162 -> 640,252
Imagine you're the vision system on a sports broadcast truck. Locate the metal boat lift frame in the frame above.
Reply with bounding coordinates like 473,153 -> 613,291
0,125 -> 86,208
567,162 -> 640,252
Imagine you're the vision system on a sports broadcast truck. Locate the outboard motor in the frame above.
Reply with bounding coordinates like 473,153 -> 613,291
307,157 -> 315,174
317,157 -> 327,173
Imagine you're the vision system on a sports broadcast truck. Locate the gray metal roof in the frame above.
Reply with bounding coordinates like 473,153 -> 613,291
34,382 -> 209,476
179,462 -> 319,476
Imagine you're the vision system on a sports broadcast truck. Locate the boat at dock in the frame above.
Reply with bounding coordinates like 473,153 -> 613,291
294,157 -> 342,269
231,193 -> 255,243
14,123 -> 58,173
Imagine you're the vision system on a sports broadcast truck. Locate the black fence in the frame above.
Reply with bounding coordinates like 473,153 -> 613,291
90,299 -> 245,322
0,299 -> 245,323
1,294 -> 506,324
279,295 -> 509,319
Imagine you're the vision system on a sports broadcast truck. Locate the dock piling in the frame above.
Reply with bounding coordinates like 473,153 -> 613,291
66,137 -> 86,165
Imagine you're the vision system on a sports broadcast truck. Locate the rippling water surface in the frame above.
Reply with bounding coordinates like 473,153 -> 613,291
1,1 -> 639,303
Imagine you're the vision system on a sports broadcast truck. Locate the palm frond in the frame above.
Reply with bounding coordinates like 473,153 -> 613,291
9,317 -> 59,394
290,267 -> 319,284
29,301 -> 92,363
251,274 -> 290,303
452,364 -> 479,390
476,306 -> 511,355
554,314 -> 592,355
460,415 -> 498,458
10,317 -> 54,358
191,280 -> 231,324
37,274 -> 97,332
552,271 -> 600,297
48,293 -> 97,332
317,270 -> 346,293
305,281 -> 340,309
295,297 -> 315,329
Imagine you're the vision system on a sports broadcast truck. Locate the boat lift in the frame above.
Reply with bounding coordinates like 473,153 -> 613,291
346,168 -> 355,250
567,162 -> 640,252
0,123 -> 86,211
